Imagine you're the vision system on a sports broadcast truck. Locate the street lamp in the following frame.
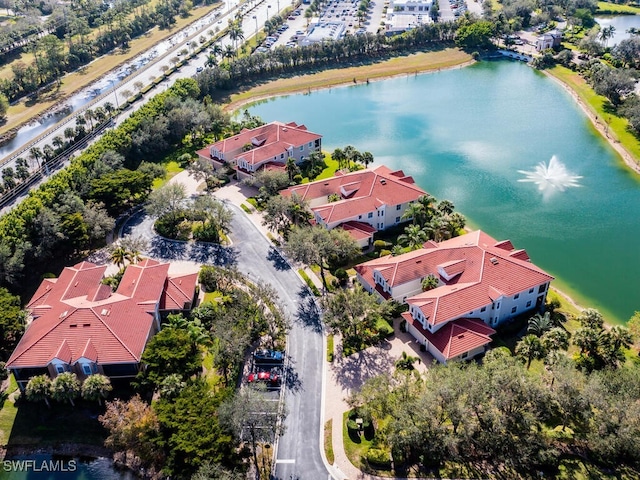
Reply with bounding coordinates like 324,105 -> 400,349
277,0 -> 280,12
252,14 -> 258,32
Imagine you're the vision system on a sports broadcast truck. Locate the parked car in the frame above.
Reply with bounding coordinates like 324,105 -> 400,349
248,371 -> 281,384
196,66 -> 204,72
254,349 -> 285,363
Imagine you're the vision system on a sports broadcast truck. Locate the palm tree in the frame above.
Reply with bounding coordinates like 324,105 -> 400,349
361,151 -> 374,168
437,199 -> 455,215
81,374 -> 112,405
25,375 -> 52,408
541,327 -> 570,353
52,136 -> 64,152
395,351 -> 418,371
515,334 -> 546,370
210,43 -> 223,59
285,156 -> 298,181
205,53 -> 218,68
223,45 -> 235,61
599,25 -> 616,47
28,146 -> 42,169
103,101 -> 114,117
398,224 -> 427,250
401,202 -> 426,226
84,108 -> 95,130
110,246 -> 128,269
51,372 -> 81,406
229,21 -> 244,49
527,311 -> 554,337
332,148 -> 346,170
421,274 -> 439,291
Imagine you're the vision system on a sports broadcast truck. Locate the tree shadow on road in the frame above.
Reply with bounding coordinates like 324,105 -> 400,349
191,242 -> 238,266
149,237 -> 189,260
281,360 -> 302,393
295,287 -> 323,333
267,246 -> 290,271
331,343 -> 395,392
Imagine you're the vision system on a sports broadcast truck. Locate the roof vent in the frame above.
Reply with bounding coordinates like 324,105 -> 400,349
416,260 -> 422,264
60,310 -> 68,318
83,323 -> 91,327
490,257 -> 499,265
74,282 -> 78,287
70,324 -> 77,328
380,179 -> 386,185
101,308 -> 109,316
457,334 -> 465,339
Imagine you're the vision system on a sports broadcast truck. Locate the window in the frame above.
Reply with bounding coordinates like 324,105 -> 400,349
529,288 -> 534,294
538,284 -> 547,294
496,302 -> 500,309
55,365 -> 64,374
526,301 -> 532,308
481,306 -> 486,312
308,142 -> 312,147
461,352 -> 468,359
395,216 -> 400,223
281,153 -> 285,159
396,204 -> 401,211
511,306 -> 517,314
82,364 -> 92,375
380,223 -> 384,229
368,212 -> 373,218
514,294 -> 519,299
358,215 -> 362,220
299,146 -> 304,151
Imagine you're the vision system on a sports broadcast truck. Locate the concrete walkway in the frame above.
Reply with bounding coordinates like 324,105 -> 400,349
165,172 -> 437,480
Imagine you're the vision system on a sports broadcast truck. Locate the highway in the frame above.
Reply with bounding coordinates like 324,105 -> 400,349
0,0 -> 283,196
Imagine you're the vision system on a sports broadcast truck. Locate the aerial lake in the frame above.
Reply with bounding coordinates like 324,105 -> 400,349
248,59 -> 640,324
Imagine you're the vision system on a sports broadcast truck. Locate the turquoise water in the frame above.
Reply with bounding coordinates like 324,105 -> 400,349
249,59 -> 640,324
0,455 -> 134,480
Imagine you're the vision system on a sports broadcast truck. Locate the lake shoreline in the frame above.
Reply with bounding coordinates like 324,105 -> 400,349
544,69 -> 640,176
225,49 -> 475,113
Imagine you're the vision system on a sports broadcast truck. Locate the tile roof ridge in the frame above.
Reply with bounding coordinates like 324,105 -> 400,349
7,309 -> 76,367
92,306 -> 141,362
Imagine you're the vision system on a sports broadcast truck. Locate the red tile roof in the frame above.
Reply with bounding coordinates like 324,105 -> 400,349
358,230 -> 554,327
7,259 -> 195,369
281,165 -> 427,226
340,221 -> 378,242
404,313 -> 495,360
197,121 -> 321,166
161,273 -> 198,310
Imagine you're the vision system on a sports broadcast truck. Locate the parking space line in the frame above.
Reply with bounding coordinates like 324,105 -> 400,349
275,459 -> 296,464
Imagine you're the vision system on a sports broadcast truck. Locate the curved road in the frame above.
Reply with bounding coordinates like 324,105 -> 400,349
122,203 -> 331,480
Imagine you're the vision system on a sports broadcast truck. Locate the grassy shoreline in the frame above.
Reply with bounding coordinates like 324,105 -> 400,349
225,51 -> 640,325
546,65 -> 640,177
225,48 -> 474,112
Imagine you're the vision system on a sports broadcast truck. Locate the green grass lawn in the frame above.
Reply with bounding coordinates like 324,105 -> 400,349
311,153 -> 339,181
342,411 -> 375,470
597,1 -> 640,13
0,395 -> 107,446
324,419 -> 335,464
152,160 -> 184,189
548,65 -> 640,169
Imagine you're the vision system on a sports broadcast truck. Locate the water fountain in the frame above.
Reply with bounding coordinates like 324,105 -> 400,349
518,155 -> 582,197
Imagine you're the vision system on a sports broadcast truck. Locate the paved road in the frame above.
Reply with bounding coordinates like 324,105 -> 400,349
121,202 -> 330,480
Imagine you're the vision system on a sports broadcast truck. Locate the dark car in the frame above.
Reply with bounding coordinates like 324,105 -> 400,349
248,371 -> 281,384
254,348 -> 285,363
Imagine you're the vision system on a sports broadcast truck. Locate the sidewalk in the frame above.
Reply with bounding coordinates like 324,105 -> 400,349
173,172 -> 436,480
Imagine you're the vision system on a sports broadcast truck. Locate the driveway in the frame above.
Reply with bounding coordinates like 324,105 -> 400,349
120,177 -> 330,480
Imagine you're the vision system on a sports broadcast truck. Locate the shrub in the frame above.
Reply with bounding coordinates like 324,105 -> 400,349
373,239 -> 390,251
0,362 -> 8,382
334,268 -> 348,285
346,419 -> 360,431
379,249 -> 391,257
240,203 -> 252,213
365,448 -> 391,469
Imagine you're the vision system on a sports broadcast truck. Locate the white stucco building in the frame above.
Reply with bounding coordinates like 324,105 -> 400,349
356,230 -> 554,363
